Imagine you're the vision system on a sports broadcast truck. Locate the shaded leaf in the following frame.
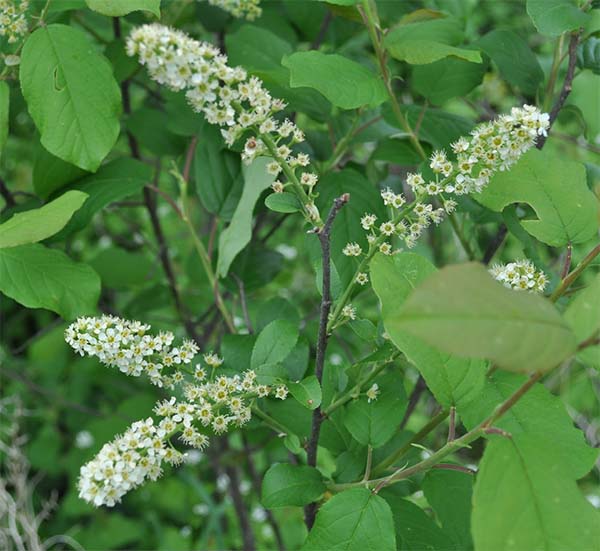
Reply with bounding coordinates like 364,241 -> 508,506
527,0 -> 589,36
477,29 -> 544,94
282,51 -> 387,109
302,488 -> 396,551
344,372 -> 407,448
262,464 -> 325,508
0,244 -> 100,319
251,319 -> 299,370
217,157 -> 276,278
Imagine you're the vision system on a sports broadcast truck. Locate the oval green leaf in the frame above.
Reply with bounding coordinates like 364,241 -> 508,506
262,463 -> 325,508
395,262 -> 577,373
0,190 -> 88,248
302,488 -> 396,551
282,51 -> 387,110
20,25 -> 121,171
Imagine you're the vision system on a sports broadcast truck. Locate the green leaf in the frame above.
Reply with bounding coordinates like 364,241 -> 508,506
288,376 -> 322,410
57,158 -> 152,237
527,0 -> 590,37
302,488 -> 396,551
564,274 -> 600,367
84,0 -> 160,17
381,494 -> 450,551
265,192 -> 302,213
422,470 -> 473,549
90,247 -> 154,289
476,149 -> 598,246
461,371 -> 598,478
20,25 -> 121,171
371,253 -> 486,408
0,243 -> 100,319
33,147 -> 88,198
578,36 -> 600,75
565,274 -> 600,343
193,125 -> 243,220
413,57 -> 485,105
384,18 -> 481,65
477,29 -> 544,95
344,372 -> 407,448
472,435 -> 600,551
0,81 -> 8,155
262,464 -> 325,508
315,169 -> 385,287
251,319 -> 299,370
282,51 -> 387,109
227,24 -> 292,74
255,363 -> 287,386
0,191 -> 87,248
217,157 -> 276,278
395,262 -> 577,373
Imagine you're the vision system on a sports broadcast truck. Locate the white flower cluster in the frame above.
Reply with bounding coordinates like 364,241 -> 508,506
0,0 -> 28,44
342,105 -> 549,258
65,315 -> 200,389
67,316 -> 289,507
489,259 -> 548,292
126,24 -> 319,221
366,383 -> 379,403
206,0 -> 261,20
427,105 -> 549,196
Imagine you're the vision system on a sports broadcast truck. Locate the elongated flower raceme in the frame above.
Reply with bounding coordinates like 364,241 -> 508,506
66,315 -> 289,507
126,24 -> 320,223
0,0 -> 29,44
489,259 -> 548,292
343,106 -> 550,254
206,0 -> 261,20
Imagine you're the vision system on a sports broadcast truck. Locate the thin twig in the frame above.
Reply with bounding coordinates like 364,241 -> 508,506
537,29 -> 584,150
220,440 -> 256,551
550,243 -> 600,301
447,407 -> 456,442
233,273 -> 253,334
242,435 -> 286,551
310,11 -> 333,50
0,177 -> 16,209
561,242 -> 573,279
400,375 -> 426,429
483,224 -> 507,265
304,194 -> 349,529
432,463 -> 476,475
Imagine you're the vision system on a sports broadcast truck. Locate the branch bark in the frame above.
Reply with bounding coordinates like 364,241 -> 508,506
304,194 -> 349,529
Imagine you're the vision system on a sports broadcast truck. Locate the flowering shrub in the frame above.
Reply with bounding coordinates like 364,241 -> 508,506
1,1 -> 599,550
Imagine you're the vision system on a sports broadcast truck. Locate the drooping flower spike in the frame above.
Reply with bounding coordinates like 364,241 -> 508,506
126,24 -> 321,223
343,106 -> 549,254
0,0 -> 29,44
206,0 -> 261,20
65,315 -> 289,507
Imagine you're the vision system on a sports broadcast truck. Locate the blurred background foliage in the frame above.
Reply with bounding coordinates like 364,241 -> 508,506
1,0 -> 599,549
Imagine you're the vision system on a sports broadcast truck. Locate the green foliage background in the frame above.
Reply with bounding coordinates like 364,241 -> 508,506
1,0 -> 599,550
